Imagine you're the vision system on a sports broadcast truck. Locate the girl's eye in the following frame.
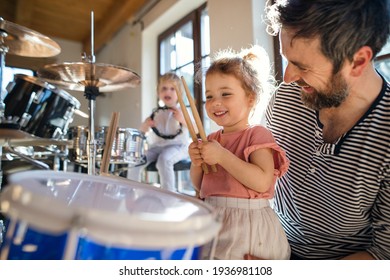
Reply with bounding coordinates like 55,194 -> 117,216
222,92 -> 231,96
206,95 -> 213,100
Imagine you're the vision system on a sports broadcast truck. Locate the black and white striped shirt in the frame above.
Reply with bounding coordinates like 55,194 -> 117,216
266,78 -> 390,259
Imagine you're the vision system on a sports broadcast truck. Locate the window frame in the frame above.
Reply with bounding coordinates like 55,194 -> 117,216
157,3 -> 207,122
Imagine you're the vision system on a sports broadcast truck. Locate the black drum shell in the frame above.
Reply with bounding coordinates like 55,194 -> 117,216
4,74 -> 80,139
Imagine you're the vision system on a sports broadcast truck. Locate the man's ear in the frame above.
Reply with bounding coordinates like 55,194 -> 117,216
350,46 -> 373,77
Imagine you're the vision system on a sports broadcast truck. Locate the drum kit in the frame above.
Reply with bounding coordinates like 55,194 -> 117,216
0,15 -> 221,260
0,14 -> 142,180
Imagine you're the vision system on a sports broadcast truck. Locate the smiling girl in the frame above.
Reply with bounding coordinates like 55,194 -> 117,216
189,46 -> 290,260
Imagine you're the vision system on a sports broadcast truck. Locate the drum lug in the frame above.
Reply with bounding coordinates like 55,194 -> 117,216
20,113 -> 31,127
52,127 -> 63,139
5,81 -> 15,95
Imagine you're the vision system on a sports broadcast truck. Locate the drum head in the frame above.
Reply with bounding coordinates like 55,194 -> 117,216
2,171 -> 221,248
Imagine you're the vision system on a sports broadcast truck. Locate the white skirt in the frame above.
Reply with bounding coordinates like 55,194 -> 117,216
202,196 -> 291,260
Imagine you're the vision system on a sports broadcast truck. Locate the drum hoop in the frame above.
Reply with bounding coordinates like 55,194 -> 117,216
4,170 -> 219,230
14,74 -> 81,108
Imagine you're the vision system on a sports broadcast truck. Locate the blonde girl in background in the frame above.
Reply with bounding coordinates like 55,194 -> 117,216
127,72 -> 190,192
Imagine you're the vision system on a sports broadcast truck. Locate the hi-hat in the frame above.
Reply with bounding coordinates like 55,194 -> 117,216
37,62 -> 141,92
0,18 -> 61,57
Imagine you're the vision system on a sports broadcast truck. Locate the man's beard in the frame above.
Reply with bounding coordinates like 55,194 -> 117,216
297,72 -> 349,110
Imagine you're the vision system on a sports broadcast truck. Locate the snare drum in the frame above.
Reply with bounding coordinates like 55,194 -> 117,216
4,74 -> 80,139
0,170 -> 221,260
111,128 -> 146,165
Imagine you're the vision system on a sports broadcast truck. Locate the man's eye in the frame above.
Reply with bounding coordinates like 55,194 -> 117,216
297,66 -> 308,72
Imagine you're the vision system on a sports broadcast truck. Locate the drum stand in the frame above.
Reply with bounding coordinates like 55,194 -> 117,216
84,12 -> 98,175
84,84 -> 99,175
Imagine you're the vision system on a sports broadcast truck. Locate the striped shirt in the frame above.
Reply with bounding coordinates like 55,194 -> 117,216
266,77 -> 390,260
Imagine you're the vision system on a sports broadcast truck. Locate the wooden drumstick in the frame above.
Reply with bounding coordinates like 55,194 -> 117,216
174,84 -> 209,174
100,111 -> 120,174
181,76 -> 217,173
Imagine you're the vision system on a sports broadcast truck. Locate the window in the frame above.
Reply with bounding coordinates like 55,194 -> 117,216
1,66 -> 34,101
375,40 -> 390,81
158,3 -> 211,134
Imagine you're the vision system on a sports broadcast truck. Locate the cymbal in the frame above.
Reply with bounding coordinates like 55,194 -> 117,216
37,62 -> 141,92
0,128 -> 35,139
0,128 -> 72,147
0,18 -> 61,57
8,138 -> 73,147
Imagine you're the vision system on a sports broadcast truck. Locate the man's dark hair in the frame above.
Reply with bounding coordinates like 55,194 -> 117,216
266,0 -> 390,73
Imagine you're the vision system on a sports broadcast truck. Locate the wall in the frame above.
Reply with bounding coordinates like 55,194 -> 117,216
141,0 -> 273,132
94,22 -> 143,129
206,0 -> 273,128
52,38 -> 89,128
40,0 -> 274,132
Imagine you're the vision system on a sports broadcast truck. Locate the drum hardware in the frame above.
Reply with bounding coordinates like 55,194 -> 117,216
67,126 -> 146,176
74,109 -> 89,119
38,12 -> 141,175
0,219 -> 4,245
0,17 -> 61,188
0,137 -> 72,180
2,145 -> 50,170
2,145 -> 34,161
37,60 -> 141,175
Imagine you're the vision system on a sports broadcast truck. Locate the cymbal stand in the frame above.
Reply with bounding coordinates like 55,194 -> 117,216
85,11 -> 98,175
84,84 -> 99,175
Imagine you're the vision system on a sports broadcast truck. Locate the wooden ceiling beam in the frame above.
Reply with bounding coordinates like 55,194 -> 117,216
83,0 -> 147,55
15,0 -> 35,27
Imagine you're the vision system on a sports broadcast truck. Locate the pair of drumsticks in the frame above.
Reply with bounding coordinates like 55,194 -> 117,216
175,76 -> 217,174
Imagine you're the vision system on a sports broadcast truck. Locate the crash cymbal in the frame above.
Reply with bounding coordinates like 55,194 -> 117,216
0,18 -> 61,57
37,62 -> 141,92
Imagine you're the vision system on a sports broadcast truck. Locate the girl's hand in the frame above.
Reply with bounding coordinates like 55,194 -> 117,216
199,140 -> 223,165
170,107 -> 186,125
244,254 -> 265,260
140,117 -> 154,133
188,141 -> 203,167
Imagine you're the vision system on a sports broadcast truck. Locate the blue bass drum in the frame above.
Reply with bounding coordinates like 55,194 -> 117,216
0,170 -> 221,260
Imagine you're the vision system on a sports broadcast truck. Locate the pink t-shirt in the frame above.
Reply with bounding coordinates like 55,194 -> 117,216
200,125 -> 289,199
